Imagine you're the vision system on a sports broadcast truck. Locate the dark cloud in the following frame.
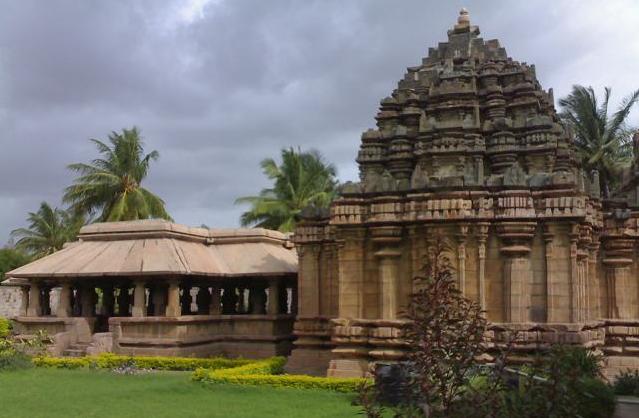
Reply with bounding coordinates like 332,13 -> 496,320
1,0 -> 638,243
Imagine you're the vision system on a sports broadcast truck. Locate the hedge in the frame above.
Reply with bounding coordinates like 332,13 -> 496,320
192,356 -> 367,393
33,353 -> 253,371
0,317 -> 10,339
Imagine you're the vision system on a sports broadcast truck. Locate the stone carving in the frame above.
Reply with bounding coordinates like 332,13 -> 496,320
503,161 -> 527,186
410,164 -> 428,189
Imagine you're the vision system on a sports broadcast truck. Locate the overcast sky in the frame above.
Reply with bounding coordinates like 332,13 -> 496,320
1,0 -> 638,244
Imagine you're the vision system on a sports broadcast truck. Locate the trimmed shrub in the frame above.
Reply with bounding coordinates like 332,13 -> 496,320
613,369 -> 639,397
210,356 -> 287,376
192,356 -> 367,393
201,373 -> 366,393
33,353 -> 253,371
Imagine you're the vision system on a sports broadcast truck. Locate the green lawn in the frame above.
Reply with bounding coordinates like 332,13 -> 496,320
0,368 -> 360,418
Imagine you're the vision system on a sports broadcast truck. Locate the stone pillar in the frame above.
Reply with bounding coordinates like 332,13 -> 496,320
221,286 -> 237,314
237,286 -> 247,313
476,223 -> 489,311
166,280 -> 181,317
41,286 -> 51,316
180,285 -> 191,315
80,286 -> 95,317
249,286 -> 267,314
152,286 -> 167,316
19,286 -> 29,316
56,282 -> 72,318
268,279 -> 281,315
210,286 -> 221,315
117,287 -> 131,316
132,281 -> 146,318
195,286 -> 211,315
101,286 -> 115,317
372,226 -> 402,320
72,287 -> 81,317
27,282 -> 41,317
498,222 -> 536,323
291,286 -> 298,315
279,285 -> 289,314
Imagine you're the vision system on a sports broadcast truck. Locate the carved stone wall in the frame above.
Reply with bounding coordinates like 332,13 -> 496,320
0,287 -> 21,318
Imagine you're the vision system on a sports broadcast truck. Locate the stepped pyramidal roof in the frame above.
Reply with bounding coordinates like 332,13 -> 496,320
340,8 -> 594,198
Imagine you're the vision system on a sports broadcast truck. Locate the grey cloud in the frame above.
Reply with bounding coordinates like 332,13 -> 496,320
1,0 -> 638,244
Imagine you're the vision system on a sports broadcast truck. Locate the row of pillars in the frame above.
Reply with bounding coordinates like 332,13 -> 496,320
21,279 -> 297,318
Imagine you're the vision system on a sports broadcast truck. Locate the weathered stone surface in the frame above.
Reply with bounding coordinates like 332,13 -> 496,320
0,287 -> 21,317
290,9 -> 639,378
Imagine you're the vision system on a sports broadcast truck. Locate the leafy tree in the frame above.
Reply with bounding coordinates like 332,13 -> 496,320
236,147 -> 338,232
10,202 -> 83,258
0,247 -> 31,279
559,85 -> 639,198
63,127 -> 171,222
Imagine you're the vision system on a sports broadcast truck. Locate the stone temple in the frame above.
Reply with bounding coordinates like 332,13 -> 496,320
286,10 -> 639,378
4,10 -> 639,379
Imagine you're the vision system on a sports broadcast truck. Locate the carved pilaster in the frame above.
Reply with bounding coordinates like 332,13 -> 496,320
498,222 -> 536,323
298,245 -> 321,317
569,223 -> 580,322
587,240 -> 600,319
476,223 -> 489,311
456,224 -> 469,295
336,228 -> 366,318
372,226 -> 403,320
602,238 -> 635,319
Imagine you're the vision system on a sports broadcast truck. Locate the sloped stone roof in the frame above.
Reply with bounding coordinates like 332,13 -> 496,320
3,220 -> 297,283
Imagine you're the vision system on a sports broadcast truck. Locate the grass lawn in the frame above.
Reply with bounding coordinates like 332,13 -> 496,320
0,368 -> 360,418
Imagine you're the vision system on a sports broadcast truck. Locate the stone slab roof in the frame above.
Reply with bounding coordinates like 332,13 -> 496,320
2,220 -> 297,284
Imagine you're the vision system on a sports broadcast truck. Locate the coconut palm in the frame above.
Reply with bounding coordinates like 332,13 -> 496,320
236,147 -> 338,232
63,127 -> 171,222
559,85 -> 639,198
10,202 -> 84,258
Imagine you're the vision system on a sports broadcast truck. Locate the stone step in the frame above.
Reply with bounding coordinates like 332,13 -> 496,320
69,343 -> 90,349
63,349 -> 87,357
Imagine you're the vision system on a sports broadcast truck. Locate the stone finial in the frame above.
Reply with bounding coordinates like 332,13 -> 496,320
458,8 -> 470,26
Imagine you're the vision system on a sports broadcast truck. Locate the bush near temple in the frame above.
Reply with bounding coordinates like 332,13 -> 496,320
0,318 -> 10,339
0,319 -> 34,371
192,356 -> 367,392
357,241 -> 616,418
33,353 -> 252,371
613,369 -> 639,397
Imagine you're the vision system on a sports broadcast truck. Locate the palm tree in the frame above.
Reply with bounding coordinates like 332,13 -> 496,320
559,85 -> 639,198
236,147 -> 338,232
63,127 -> 171,222
10,202 -> 84,258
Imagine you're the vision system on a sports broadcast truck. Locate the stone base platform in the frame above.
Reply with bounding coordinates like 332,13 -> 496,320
109,314 -> 295,358
285,316 -> 333,376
